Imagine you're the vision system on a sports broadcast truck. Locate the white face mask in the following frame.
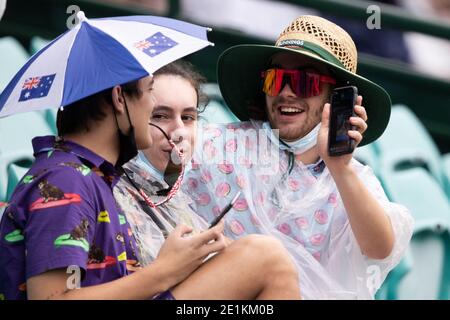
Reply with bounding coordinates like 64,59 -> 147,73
262,121 -> 320,155
135,151 -> 164,181
0,0 -> 6,21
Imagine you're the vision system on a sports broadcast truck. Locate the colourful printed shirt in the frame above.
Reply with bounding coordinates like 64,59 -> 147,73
0,136 -> 141,300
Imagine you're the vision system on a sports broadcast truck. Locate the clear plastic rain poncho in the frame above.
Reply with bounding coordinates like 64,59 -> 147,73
182,120 -> 414,299
113,152 -> 208,267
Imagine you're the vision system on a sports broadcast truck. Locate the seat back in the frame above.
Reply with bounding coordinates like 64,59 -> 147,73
0,111 -> 53,200
199,83 -> 239,125
0,37 -> 29,91
6,163 -> 30,200
376,105 -> 444,185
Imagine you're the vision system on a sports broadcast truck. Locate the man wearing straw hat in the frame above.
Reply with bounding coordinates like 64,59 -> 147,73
185,15 -> 414,299
0,14 -> 301,300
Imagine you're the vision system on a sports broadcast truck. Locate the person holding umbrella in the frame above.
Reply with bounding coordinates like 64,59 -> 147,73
0,13 -> 301,300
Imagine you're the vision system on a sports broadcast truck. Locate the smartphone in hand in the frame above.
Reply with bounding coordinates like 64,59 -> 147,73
209,191 -> 242,229
328,86 -> 358,156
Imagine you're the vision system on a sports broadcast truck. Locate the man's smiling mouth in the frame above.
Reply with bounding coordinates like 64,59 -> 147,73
278,105 -> 305,116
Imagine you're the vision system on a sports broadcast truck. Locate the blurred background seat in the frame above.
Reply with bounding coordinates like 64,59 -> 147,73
29,36 -> 50,55
0,110 -> 53,201
199,83 -> 239,124
380,167 -> 450,236
354,143 -> 379,172
6,162 -> 29,200
375,105 -> 445,186
376,248 -> 413,300
443,153 -> 450,201
0,36 -> 29,91
396,229 -> 450,300
378,167 -> 450,299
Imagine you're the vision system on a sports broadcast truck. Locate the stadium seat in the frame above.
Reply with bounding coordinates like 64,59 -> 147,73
375,105 -> 444,186
380,167 -> 450,230
29,36 -> 51,55
354,143 -> 379,171
443,153 -> 450,200
43,108 -> 58,134
6,163 -> 29,200
376,249 -> 413,300
0,37 -> 29,91
199,83 -> 239,124
396,230 -> 450,300
0,111 -> 53,201
379,167 -> 450,299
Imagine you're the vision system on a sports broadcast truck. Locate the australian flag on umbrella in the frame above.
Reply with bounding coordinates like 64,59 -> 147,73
134,32 -> 178,58
19,74 -> 56,102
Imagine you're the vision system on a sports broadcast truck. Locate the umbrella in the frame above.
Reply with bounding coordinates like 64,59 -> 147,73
0,11 -> 213,118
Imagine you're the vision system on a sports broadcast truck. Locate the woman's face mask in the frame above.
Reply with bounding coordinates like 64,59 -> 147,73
141,74 -> 198,174
124,122 -> 186,208
148,123 -> 188,185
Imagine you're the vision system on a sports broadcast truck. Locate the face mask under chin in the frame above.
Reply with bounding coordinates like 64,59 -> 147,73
114,94 -> 138,170
115,125 -> 138,170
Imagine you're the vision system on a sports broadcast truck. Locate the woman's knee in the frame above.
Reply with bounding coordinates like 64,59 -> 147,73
232,235 -> 295,266
231,234 -> 281,253
224,235 -> 299,288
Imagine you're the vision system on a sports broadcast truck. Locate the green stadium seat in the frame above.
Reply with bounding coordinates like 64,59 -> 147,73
6,163 -> 29,200
379,167 -> 450,299
376,249 -> 413,300
0,111 -> 53,201
0,37 -> 29,91
354,143 -> 379,171
443,153 -> 450,200
378,149 -> 438,182
43,108 -> 58,134
396,231 -> 450,300
199,83 -> 239,124
375,105 -> 444,186
29,36 -> 51,55
380,167 -> 450,230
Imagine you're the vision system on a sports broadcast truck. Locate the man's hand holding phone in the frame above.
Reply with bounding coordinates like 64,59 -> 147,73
328,86 -> 358,157
317,87 -> 368,172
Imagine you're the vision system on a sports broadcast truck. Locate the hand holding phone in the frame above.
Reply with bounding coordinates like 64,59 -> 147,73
328,86 -> 358,156
209,191 -> 242,229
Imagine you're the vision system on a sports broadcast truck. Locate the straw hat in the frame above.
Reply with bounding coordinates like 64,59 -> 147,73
217,15 -> 391,146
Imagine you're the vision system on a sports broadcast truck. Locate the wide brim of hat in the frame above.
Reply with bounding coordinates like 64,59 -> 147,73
217,44 -> 391,146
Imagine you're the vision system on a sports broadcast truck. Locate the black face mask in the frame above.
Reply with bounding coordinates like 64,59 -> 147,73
114,95 -> 138,170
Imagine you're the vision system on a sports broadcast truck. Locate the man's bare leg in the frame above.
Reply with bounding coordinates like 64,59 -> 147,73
171,234 -> 301,300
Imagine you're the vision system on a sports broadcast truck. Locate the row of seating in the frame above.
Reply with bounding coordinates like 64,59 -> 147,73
354,105 -> 450,300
